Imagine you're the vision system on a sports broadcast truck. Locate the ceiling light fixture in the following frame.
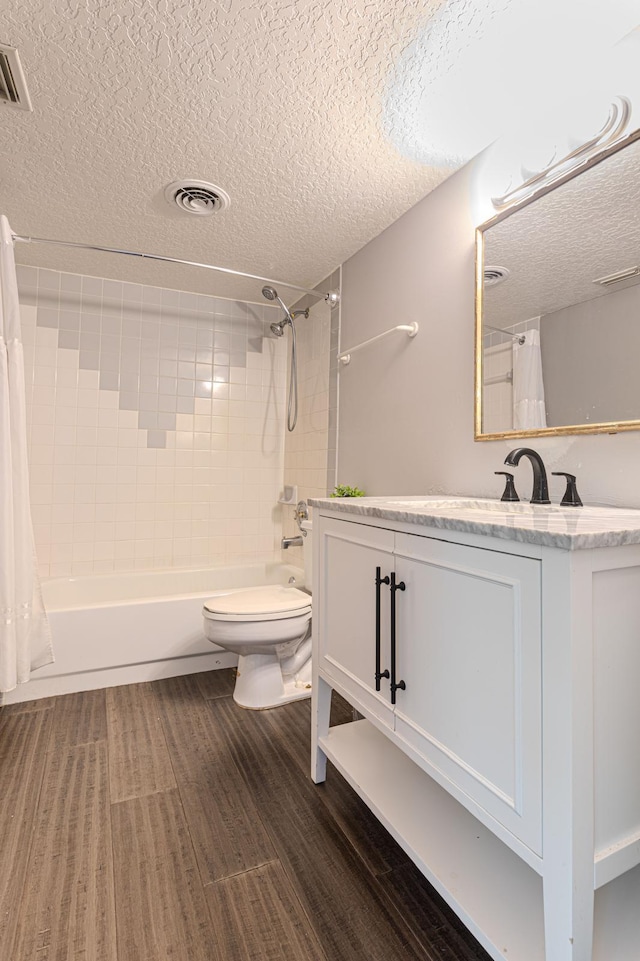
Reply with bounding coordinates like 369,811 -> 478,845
593,265 -> 640,287
385,0 -> 638,171
491,95 -> 631,210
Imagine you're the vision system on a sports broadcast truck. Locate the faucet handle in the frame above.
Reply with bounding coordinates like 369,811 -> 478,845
551,472 -> 583,507
294,499 -> 309,534
494,471 -> 520,502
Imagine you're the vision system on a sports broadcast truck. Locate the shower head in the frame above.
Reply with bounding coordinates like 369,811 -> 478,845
264,287 -> 301,431
262,285 -> 289,314
263,284 -> 295,336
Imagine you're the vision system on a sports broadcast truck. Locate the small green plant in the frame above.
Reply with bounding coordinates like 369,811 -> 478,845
330,484 -> 366,498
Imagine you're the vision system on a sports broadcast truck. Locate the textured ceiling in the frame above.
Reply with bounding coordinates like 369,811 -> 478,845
0,0 -> 455,303
483,135 -> 640,328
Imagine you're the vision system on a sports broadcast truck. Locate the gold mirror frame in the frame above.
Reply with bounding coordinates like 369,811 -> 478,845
475,126 -> 640,441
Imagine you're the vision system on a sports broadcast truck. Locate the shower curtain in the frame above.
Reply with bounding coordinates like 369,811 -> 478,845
512,329 -> 547,431
0,215 -> 53,693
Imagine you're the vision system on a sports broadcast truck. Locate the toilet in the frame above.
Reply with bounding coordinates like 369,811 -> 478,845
202,520 -> 313,709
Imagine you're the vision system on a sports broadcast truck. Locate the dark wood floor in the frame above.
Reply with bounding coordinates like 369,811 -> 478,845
0,670 -> 491,961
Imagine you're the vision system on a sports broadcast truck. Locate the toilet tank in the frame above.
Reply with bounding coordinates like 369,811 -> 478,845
300,519 -> 312,592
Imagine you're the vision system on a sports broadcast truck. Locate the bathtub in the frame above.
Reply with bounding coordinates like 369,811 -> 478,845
2,562 -> 304,704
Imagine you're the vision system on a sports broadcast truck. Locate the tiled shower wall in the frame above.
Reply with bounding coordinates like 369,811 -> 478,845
282,270 -> 340,563
17,265 -> 287,577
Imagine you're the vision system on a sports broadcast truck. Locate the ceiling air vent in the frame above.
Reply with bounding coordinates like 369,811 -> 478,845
483,265 -> 510,287
164,180 -> 230,217
0,44 -> 32,111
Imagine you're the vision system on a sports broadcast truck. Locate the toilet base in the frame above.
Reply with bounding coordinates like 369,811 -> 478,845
233,652 -> 312,710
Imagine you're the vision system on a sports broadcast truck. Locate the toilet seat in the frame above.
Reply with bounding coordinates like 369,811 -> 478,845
203,585 -> 311,622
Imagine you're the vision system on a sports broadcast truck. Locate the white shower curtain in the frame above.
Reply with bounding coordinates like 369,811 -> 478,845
512,329 -> 547,431
0,215 -> 53,693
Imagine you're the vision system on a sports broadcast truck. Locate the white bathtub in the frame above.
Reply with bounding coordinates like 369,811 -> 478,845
3,562 -> 304,704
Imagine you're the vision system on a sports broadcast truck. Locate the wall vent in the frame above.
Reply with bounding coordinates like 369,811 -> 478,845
0,44 -> 32,111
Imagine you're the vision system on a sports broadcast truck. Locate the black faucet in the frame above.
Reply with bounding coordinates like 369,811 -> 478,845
504,448 -> 550,505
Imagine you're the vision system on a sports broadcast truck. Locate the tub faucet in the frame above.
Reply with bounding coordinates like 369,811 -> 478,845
504,447 -> 550,504
281,535 -> 304,549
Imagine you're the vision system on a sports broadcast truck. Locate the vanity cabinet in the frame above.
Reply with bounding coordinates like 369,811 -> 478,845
311,501 -> 640,961
316,514 -> 542,854
318,518 -> 395,729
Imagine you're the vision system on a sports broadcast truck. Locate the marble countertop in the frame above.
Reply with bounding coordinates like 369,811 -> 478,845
308,495 -> 640,550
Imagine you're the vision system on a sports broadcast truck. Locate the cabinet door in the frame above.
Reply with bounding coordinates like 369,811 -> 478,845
315,516 -> 395,728
393,533 -> 542,855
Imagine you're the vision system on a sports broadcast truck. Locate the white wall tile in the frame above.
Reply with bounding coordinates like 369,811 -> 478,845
21,268 -> 286,575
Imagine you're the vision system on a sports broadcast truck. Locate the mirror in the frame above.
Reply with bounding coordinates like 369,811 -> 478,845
475,128 -> 640,440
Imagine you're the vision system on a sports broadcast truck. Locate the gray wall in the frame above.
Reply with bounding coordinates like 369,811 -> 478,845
541,283 -> 640,427
338,156 -> 640,510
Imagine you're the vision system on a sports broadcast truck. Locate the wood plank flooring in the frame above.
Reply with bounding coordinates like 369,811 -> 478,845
0,670 -> 491,961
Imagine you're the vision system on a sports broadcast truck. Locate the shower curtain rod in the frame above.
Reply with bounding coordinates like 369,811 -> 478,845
484,324 -> 525,345
11,234 -> 340,305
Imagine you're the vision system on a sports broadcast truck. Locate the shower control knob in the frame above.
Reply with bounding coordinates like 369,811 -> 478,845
294,500 -> 309,534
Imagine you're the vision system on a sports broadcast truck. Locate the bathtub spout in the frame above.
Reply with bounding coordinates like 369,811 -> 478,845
281,535 -> 304,549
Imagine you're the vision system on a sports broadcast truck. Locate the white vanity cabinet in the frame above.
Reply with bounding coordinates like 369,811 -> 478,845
311,500 -> 640,961
317,517 -> 395,729
315,514 -> 542,855
393,531 -> 542,854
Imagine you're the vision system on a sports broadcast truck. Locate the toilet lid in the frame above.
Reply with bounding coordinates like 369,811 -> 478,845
203,585 -> 311,617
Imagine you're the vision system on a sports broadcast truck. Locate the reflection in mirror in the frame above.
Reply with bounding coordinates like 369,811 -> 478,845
475,129 -> 640,440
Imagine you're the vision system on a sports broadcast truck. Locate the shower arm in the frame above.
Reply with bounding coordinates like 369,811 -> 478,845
11,233 -> 340,306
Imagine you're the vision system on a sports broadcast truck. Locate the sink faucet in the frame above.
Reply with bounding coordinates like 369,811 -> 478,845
504,448 -> 550,504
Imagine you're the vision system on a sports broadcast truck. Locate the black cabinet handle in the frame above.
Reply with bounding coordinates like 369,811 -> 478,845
389,572 -> 406,703
374,567 -> 390,690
